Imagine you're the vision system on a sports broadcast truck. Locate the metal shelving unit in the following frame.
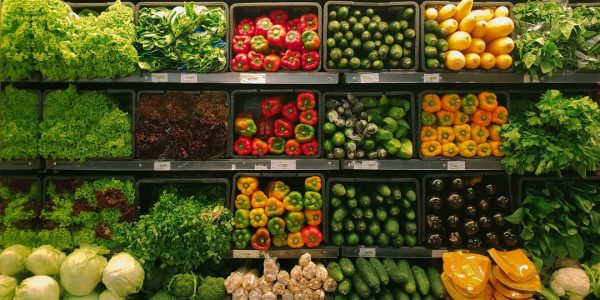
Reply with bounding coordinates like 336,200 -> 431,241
345,72 -> 600,84
0,160 -> 42,171
223,246 -> 340,259
341,159 -> 503,171
341,246 -> 458,258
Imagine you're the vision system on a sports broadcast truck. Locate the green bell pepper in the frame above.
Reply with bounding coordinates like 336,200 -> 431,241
397,137 -> 413,159
234,209 -> 250,229
360,97 -> 378,108
421,112 -> 436,126
267,217 -> 286,236
383,138 -> 403,156
377,95 -> 390,108
283,191 -> 304,211
390,97 -> 411,112
382,117 -> 398,133
294,124 -> 316,143
233,228 -> 252,249
272,234 -> 287,247
375,128 -> 393,142
304,191 -> 323,210
285,211 -> 305,233
387,106 -> 406,120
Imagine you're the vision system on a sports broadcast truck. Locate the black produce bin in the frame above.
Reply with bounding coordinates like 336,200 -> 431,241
326,177 -> 421,246
231,172 -> 328,245
420,1 -> 515,73
229,2 -> 323,72
69,2 -> 136,15
324,1 -> 420,72
136,178 -> 230,213
416,90 -> 509,161
229,89 -> 323,158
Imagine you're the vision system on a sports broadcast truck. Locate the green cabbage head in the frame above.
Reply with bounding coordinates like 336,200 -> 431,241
0,245 -> 31,276
14,275 -> 59,300
25,245 -> 66,276
60,245 -> 109,296
102,252 -> 144,296
0,275 -> 17,300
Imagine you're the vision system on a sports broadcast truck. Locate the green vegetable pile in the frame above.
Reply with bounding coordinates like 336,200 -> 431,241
324,94 -> 413,159
0,85 -> 39,160
513,2 -> 600,77
0,179 -> 39,248
327,257 -> 445,299
329,182 -> 418,247
0,0 -> 137,80
501,90 -> 600,176
137,3 -> 228,73
39,85 -> 133,161
326,5 -> 416,70
506,179 -> 600,270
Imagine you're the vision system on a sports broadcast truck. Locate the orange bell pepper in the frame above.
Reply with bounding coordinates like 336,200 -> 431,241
492,106 -> 508,124
437,126 -> 455,144
471,109 -> 492,127
458,140 -> 477,157
237,176 -> 259,196
421,141 -> 442,157
251,190 -> 268,208
235,194 -> 251,210
267,180 -> 291,200
436,110 -> 455,126
454,124 -> 471,142
454,111 -> 469,125
478,92 -> 498,112
490,141 -> 504,157
304,209 -> 323,226
287,232 -> 304,248
442,142 -> 459,157
304,176 -> 321,192
265,197 -> 285,217
477,142 -> 492,157
422,94 -> 442,113
441,93 -> 461,112
421,126 -> 438,142
471,125 -> 489,144
489,125 -> 502,141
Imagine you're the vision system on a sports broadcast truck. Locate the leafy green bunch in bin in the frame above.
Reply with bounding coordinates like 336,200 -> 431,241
323,94 -> 413,159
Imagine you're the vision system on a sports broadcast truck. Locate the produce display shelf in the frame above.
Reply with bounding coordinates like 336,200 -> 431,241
341,159 -> 503,171
341,246 -> 464,258
45,159 -> 340,171
0,159 -> 42,171
222,246 -> 340,259
344,72 -> 600,84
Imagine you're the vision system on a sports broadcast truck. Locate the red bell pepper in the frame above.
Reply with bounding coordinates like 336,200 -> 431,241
299,109 -> 318,126
270,9 -> 288,25
232,35 -> 251,54
296,92 -> 316,111
301,30 -> 320,50
274,119 -> 293,138
261,96 -> 283,117
257,116 -> 274,139
236,18 -> 256,36
301,50 -> 319,71
285,139 -> 302,156
267,24 -> 287,48
281,102 -> 299,122
255,16 -> 273,37
300,13 -> 318,32
234,136 -> 252,156
248,51 -> 264,71
231,53 -> 250,72
300,225 -> 322,248
251,227 -> 271,251
267,137 -> 285,155
250,35 -> 270,54
287,18 -> 301,32
301,139 -> 318,156
285,30 -> 302,51
281,50 -> 301,71
263,54 -> 281,72
252,138 -> 268,156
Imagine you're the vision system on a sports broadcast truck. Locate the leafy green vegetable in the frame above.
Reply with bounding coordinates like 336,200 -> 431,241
0,180 -> 39,248
136,3 -> 227,72
0,85 -> 39,160
501,90 -> 600,176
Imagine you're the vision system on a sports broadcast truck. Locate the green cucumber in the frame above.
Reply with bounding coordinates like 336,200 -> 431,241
411,265 -> 430,295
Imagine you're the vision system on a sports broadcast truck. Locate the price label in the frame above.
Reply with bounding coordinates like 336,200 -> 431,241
431,250 -> 448,258
523,74 -> 540,83
254,163 -> 269,170
232,250 -> 260,259
361,160 -> 379,170
358,248 -> 376,257
240,73 -> 266,84
151,73 -> 168,83
360,73 -> 380,83
424,73 -> 440,83
153,161 -> 171,171
271,160 -> 296,170
447,161 -> 466,171
180,73 -> 197,83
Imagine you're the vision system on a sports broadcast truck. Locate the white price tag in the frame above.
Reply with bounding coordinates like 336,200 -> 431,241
360,73 -> 380,83
254,163 -> 269,170
358,248 -> 376,257
232,250 -> 260,259
447,161 -> 466,171
180,73 -> 197,83
361,160 -> 379,170
271,160 -> 296,170
151,73 -> 168,83
424,73 -> 440,83
240,73 -> 266,84
153,161 -> 171,171
524,74 -> 540,83
431,250 -> 448,258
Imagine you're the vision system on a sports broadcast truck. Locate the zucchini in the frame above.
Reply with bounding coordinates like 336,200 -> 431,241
348,292 -> 361,300
352,273 -> 372,298
397,259 -> 416,294
381,288 -> 395,300
411,292 -> 422,300
339,257 -> 355,277
338,278 -> 352,295
356,257 -> 381,293
411,265 -> 430,295
384,258 -> 408,283
369,257 -> 390,285
391,286 -> 410,300
423,295 -> 435,300
426,267 -> 445,299
327,261 -> 345,282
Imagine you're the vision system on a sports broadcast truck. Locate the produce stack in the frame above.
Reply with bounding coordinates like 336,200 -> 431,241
323,93 -> 413,159
231,8 -> 321,72
423,0 -> 515,71
327,257 -> 446,299
0,86 -> 39,161
329,181 -> 419,247
232,176 -> 324,250
325,4 -> 417,70
0,178 -> 39,248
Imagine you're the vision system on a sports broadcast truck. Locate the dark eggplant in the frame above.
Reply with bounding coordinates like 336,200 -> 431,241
466,236 -> 482,249
448,232 -> 463,248
447,193 -> 464,210
427,196 -> 443,211
427,233 -> 443,249
463,219 -> 479,236
493,212 -> 506,228
478,215 -> 492,230
430,178 -> 445,192
503,229 -> 519,247
464,186 -> 477,202
484,232 -> 500,248
426,214 -> 443,231
495,195 -> 510,210
484,183 -> 496,196
446,215 -> 461,229
464,205 -> 477,218
451,178 -> 464,190
478,198 -> 491,213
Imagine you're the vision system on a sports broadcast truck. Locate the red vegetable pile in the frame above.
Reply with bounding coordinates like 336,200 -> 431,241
231,9 -> 321,72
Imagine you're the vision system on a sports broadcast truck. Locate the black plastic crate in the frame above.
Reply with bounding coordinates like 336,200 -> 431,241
229,89 -> 323,158
136,178 -> 230,213
69,2 -> 136,16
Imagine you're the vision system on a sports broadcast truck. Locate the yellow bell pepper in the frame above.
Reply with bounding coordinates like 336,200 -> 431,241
267,180 -> 291,200
489,124 -> 502,141
235,194 -> 251,210
453,124 -> 471,143
304,176 -> 322,192
421,126 -> 438,142
458,140 -> 477,158
476,142 -> 491,157
287,232 -> 304,248
237,177 -> 258,196
470,124 -> 489,144
490,141 -> 504,157
442,142 -> 459,157
421,141 -> 442,157
249,208 -> 268,227
437,126 -> 455,144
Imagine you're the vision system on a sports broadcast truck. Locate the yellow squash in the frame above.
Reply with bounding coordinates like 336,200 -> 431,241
454,0 -> 474,21
436,4 -> 457,22
483,17 -> 514,43
465,38 -> 486,54
464,53 -> 481,69
458,13 -> 477,32
487,37 -> 514,55
495,54 -> 513,69
471,20 -> 488,39
446,50 -> 466,71
448,31 -> 473,51
439,18 -> 459,36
